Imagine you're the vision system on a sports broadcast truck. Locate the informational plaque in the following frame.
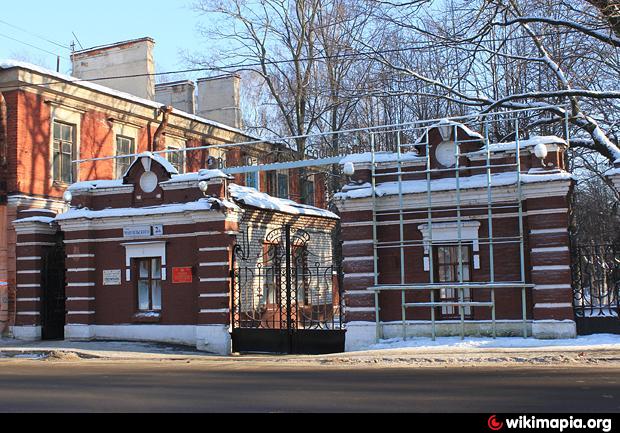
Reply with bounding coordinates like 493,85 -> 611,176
172,267 -> 193,284
103,270 -> 122,286
123,226 -> 151,238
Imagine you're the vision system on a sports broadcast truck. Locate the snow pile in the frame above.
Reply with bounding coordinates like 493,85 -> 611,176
335,170 -> 573,200
0,60 -> 251,137
55,198 -> 227,221
359,334 -> 620,352
162,169 -> 232,184
13,216 -> 55,225
229,184 -> 339,219
340,151 -> 423,165
68,180 -> 125,192
472,136 -> 567,154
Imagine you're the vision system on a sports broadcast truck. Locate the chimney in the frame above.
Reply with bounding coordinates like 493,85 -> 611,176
71,38 -> 156,100
196,74 -> 242,129
155,80 -> 196,114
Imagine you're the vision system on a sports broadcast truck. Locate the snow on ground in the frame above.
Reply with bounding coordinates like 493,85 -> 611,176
360,334 -> 620,352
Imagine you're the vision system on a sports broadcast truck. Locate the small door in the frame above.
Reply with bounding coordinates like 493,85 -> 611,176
41,234 -> 66,340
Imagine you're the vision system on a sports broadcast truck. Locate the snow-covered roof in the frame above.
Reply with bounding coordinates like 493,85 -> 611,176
68,179 -> 126,192
0,60 -> 253,138
335,170 -> 574,200
13,216 -> 55,225
55,198 -> 235,222
476,135 -> 568,154
161,169 -> 233,184
229,184 -> 339,219
123,152 -> 178,177
414,119 -> 485,146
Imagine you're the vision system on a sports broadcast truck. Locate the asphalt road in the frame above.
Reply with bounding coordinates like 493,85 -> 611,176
0,361 -> 619,412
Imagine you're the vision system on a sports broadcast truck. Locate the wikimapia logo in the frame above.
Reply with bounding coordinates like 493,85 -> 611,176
487,415 -> 613,432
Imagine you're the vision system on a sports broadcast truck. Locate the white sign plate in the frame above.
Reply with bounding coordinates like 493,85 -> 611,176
103,270 -> 122,286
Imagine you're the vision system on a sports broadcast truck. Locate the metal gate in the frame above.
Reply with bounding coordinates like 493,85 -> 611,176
231,225 -> 345,354
41,233 -> 66,340
572,244 -> 620,335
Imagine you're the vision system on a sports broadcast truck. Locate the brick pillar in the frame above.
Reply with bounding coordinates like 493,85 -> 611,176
340,210 -> 379,351
194,217 -> 236,354
526,196 -> 576,339
12,216 -> 59,341
63,232 -> 96,341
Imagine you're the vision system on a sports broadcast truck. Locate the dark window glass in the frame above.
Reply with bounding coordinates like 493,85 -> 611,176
52,121 -> 75,183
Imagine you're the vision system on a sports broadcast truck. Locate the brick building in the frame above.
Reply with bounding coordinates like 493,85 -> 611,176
0,38 -> 326,337
336,120 -> 576,350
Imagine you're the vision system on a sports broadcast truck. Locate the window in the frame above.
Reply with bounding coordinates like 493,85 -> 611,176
302,177 -> 315,206
167,146 -> 185,174
136,257 -> 162,311
277,171 -> 289,199
115,136 -> 135,179
245,157 -> 259,190
435,245 -> 472,319
52,121 -> 76,183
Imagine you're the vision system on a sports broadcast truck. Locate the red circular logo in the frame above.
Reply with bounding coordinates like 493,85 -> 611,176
488,415 -> 504,431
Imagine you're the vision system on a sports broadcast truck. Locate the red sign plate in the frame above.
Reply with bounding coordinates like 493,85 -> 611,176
172,267 -> 193,284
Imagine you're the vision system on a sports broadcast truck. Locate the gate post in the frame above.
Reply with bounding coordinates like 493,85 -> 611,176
12,213 -> 59,341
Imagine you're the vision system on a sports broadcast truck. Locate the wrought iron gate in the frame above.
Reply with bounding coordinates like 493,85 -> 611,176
231,225 -> 345,354
572,244 -> 620,335
41,233 -> 66,340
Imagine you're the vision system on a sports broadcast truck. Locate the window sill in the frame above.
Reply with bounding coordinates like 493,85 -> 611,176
133,312 -> 162,324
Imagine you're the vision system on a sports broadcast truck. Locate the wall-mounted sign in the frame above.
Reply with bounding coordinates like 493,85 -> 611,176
152,225 -> 164,236
123,226 -> 152,238
172,267 -> 193,284
103,270 -> 122,286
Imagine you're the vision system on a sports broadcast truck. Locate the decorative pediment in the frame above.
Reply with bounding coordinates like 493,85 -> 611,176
123,152 -> 178,194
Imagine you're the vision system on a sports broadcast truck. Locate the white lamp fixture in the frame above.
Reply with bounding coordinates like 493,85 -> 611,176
343,162 -> 355,177
534,142 -> 549,167
198,180 -> 209,194
63,190 -> 73,204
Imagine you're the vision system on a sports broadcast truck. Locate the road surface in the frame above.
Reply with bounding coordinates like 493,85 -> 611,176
0,360 -> 619,412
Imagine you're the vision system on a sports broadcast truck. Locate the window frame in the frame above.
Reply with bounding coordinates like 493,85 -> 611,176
135,257 -> 163,312
52,120 -> 77,184
432,243 -> 474,320
115,135 -> 136,179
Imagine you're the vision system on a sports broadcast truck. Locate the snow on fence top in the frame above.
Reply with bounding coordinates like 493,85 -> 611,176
339,152 -> 423,165
335,170 -> 574,200
229,184 -> 339,219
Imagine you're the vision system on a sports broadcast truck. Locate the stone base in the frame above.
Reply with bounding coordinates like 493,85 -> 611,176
65,324 -> 232,355
10,326 -> 41,341
345,320 -> 577,351
532,320 -> 577,339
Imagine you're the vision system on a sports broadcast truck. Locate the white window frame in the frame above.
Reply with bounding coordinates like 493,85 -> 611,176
165,135 -> 186,174
122,241 -> 167,282
49,105 -> 82,186
113,122 -> 139,179
418,221 -> 481,272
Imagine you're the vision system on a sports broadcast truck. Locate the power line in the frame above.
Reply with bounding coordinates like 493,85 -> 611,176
0,19 -> 71,51
0,31 -> 68,59
0,24 -> 614,93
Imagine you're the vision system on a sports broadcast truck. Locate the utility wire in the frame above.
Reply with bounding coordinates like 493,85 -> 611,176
0,32 -> 68,59
0,19 -> 71,51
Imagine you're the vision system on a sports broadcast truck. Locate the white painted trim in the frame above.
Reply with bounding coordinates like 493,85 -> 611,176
345,307 -> 376,313
344,291 -> 373,296
343,256 -> 374,263
199,262 -> 229,267
530,228 -> 567,235
200,278 -> 230,283
199,293 -> 229,298
532,265 -> 570,271
67,268 -> 96,273
16,298 -> 40,302
17,312 -> 40,316
199,308 -> 230,314
17,257 -> 42,261
17,284 -> 40,289
123,241 -> 167,267
527,208 -> 568,216
535,303 -> 572,308
67,254 -> 95,259
63,231 -> 222,245
67,297 -> 96,301
534,284 -> 572,291
344,273 -> 376,278
16,242 -> 55,247
58,214 -> 227,232
342,240 -> 373,246
67,283 -> 96,287
199,247 -> 229,252
17,270 -> 40,275
531,247 -> 569,253
67,311 -> 96,315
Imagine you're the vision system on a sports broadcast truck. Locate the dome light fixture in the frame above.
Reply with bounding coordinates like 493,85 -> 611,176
343,162 -> 355,177
63,190 -> 73,204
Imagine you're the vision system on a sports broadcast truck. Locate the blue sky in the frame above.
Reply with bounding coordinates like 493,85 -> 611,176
0,0 -> 207,76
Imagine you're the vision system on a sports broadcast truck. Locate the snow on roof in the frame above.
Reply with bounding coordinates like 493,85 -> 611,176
340,151 -> 423,165
55,198 -> 232,222
123,152 -> 179,177
229,184 -> 339,219
68,179 -> 126,192
162,169 -> 233,184
413,119 -> 485,146
13,216 -> 55,225
335,170 -> 574,200
0,60 -> 252,137
476,135 -> 568,154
